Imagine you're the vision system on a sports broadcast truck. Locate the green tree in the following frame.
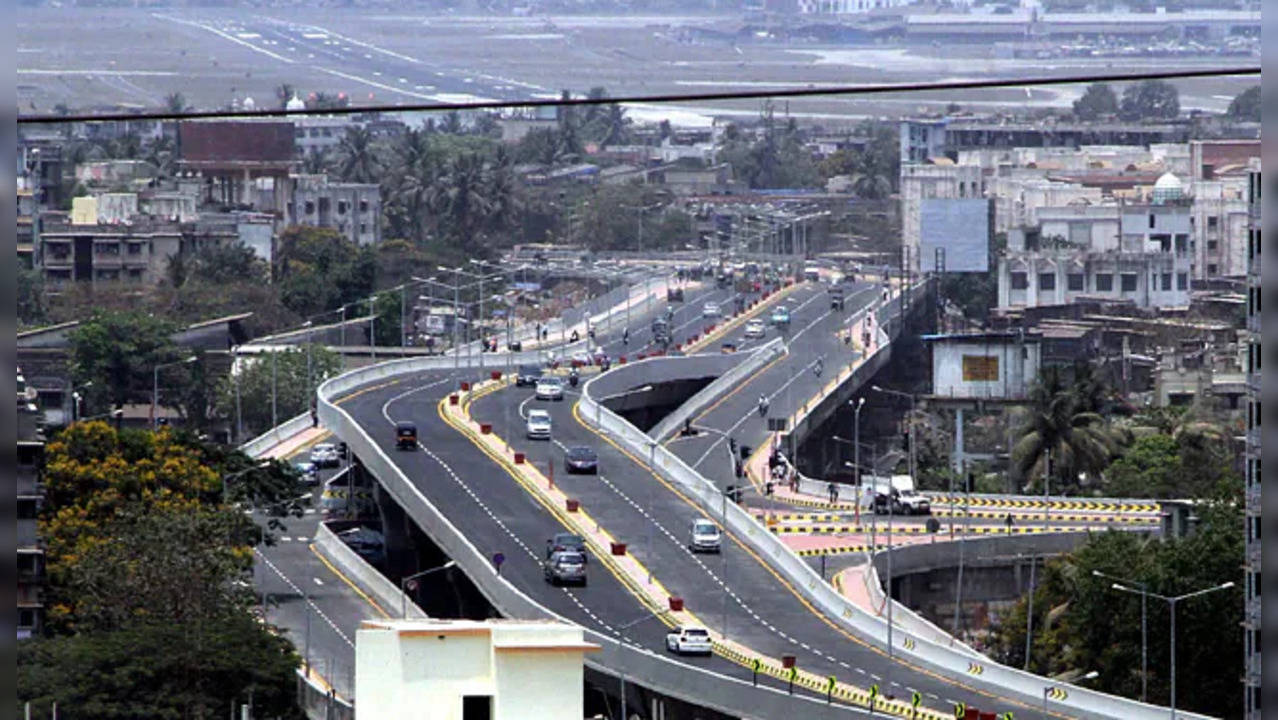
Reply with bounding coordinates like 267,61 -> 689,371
68,310 -> 180,414
333,125 -> 381,184
274,225 -> 377,317
216,345 -> 342,437
1012,366 -> 1118,493
1226,86 -> 1261,122
18,264 -> 47,328
18,614 -> 303,720
183,239 -> 269,287
163,91 -> 189,114
1104,434 -> 1184,498
817,121 -> 899,198
1072,82 -> 1119,120
989,500 -> 1243,717
1120,80 -> 1180,121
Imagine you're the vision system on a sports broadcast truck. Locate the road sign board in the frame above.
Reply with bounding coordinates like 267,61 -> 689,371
912,691 -> 922,707
492,552 -> 505,568
827,675 -> 837,691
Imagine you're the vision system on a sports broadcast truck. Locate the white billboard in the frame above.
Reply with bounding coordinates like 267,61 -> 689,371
919,198 -> 991,273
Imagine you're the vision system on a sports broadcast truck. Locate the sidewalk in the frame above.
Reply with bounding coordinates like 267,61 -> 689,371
257,426 -> 331,461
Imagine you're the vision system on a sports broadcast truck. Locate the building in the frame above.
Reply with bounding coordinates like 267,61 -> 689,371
1242,168 -> 1260,719
900,117 -> 1191,164
17,368 -> 46,640
355,618 -> 598,720
997,174 -> 1193,312
17,136 -> 64,210
287,174 -> 382,245
35,199 -> 185,293
900,163 -> 984,273
176,121 -> 295,216
925,332 -> 1041,400
294,116 -> 355,157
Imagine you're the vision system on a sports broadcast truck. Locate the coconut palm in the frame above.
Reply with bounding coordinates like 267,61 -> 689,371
143,135 -> 177,178
164,92 -> 189,115
1013,366 -> 1119,493
333,126 -> 380,184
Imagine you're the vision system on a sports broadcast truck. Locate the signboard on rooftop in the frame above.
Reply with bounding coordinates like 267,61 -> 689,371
919,198 -> 991,273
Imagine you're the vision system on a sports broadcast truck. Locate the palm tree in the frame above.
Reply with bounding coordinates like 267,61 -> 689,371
430,152 -> 494,256
164,92 -> 189,115
333,126 -> 380,184
300,149 -> 331,175
143,135 -> 177,177
1013,366 -> 1118,493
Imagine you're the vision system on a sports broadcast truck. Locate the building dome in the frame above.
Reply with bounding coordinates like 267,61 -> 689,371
285,94 -> 305,111
1152,172 -> 1183,204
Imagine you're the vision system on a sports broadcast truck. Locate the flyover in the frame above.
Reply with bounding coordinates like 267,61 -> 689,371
292,267 -> 1204,720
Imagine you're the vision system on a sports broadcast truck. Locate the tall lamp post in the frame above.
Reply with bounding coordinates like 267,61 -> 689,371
400,560 -> 457,619
1110,580 -> 1235,718
1093,570 -> 1149,702
152,356 -> 196,428
870,385 -> 915,483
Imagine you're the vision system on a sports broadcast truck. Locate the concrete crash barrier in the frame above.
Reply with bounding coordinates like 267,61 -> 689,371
316,353 -> 883,720
312,522 -> 428,620
578,357 -> 1214,720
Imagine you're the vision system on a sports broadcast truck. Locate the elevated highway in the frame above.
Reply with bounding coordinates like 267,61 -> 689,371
277,268 -> 1205,720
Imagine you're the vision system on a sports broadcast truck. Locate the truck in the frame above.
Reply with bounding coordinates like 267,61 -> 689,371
869,475 -> 932,516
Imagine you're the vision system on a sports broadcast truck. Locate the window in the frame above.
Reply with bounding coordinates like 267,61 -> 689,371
18,609 -> 35,629
1207,215 -> 1219,230
1175,234 -> 1188,254
309,128 -> 320,137
96,242 -> 120,255
359,223 -> 367,234
1208,263 -> 1218,276
304,201 -> 315,215
1177,272 -> 1188,290
1067,273 -> 1084,291
338,201 -> 348,215
322,128 -> 332,137
127,242 -> 143,255
1207,240 -> 1218,251
1038,273 -> 1056,291
295,128 -> 304,138
1120,273 -> 1137,292
17,498 -> 38,520
1095,273 -> 1113,292
359,200 -> 369,213
127,269 -> 143,282
1011,272 -> 1028,290
1149,213 -> 1156,229
1161,273 -> 1172,291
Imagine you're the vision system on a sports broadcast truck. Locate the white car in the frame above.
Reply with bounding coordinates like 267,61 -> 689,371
743,319 -> 766,339
666,625 -> 713,655
526,409 -> 552,439
310,443 -> 340,468
702,302 -> 721,318
535,376 -> 565,401
689,519 -> 722,553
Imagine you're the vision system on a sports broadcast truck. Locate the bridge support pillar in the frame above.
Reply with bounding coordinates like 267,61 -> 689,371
375,484 -> 414,570
952,407 -> 965,475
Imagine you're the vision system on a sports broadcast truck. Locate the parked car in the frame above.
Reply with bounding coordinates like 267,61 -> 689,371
526,409 -> 552,439
743,319 -> 766,339
544,551 -> 587,586
535,376 -> 565,401
873,487 -> 932,516
293,461 -> 319,486
310,443 -> 340,468
666,625 -> 713,655
515,364 -> 543,387
689,519 -> 722,553
546,532 -> 587,559
702,301 -> 721,318
564,446 -> 599,474
395,421 -> 417,450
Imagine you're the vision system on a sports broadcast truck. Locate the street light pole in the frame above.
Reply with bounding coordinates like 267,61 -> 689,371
152,356 -> 195,429
853,397 -> 865,526
400,560 -> 458,619
1111,580 -> 1235,719
1094,570 -> 1148,703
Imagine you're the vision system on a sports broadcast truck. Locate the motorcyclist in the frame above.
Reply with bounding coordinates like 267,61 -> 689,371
758,394 -> 769,417
569,367 -> 580,387
814,358 -> 823,377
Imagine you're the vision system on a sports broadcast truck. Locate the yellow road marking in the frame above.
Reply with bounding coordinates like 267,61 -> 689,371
308,543 -> 390,618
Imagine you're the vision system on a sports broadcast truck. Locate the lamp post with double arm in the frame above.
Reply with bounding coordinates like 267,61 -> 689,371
401,560 -> 458,619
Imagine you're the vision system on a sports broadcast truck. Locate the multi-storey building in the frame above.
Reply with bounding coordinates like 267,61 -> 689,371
997,173 -> 1193,312
286,174 -> 382,246
1242,168 -> 1260,719
17,368 -> 46,640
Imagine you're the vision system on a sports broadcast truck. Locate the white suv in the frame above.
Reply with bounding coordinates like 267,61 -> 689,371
743,319 -> 766,339
666,625 -> 713,655
310,443 -> 340,468
702,302 -> 721,318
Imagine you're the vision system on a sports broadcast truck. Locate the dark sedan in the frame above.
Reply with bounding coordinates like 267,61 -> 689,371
546,532 -> 587,560
564,446 -> 599,474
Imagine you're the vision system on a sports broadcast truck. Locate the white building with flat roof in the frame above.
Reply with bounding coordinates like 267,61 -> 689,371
355,619 -> 598,720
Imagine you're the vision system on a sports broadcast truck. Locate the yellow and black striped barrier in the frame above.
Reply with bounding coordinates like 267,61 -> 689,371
794,544 -> 880,557
1045,687 -> 1068,701
929,495 -> 1158,513
771,523 -> 1146,536
967,661 -> 985,676
934,508 -> 1159,524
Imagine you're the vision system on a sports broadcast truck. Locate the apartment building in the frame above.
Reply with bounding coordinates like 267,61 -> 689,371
36,200 -> 185,293
286,174 -> 382,246
997,173 -> 1192,312
17,368 -> 46,640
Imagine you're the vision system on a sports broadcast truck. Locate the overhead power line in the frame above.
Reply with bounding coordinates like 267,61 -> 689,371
18,66 -> 1259,125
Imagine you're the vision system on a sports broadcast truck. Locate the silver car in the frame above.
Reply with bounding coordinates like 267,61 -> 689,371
689,519 -> 722,553
544,551 -> 587,586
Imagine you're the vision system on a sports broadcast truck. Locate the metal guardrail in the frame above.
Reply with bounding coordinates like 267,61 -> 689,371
578,357 -> 1214,720
315,352 -> 876,719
